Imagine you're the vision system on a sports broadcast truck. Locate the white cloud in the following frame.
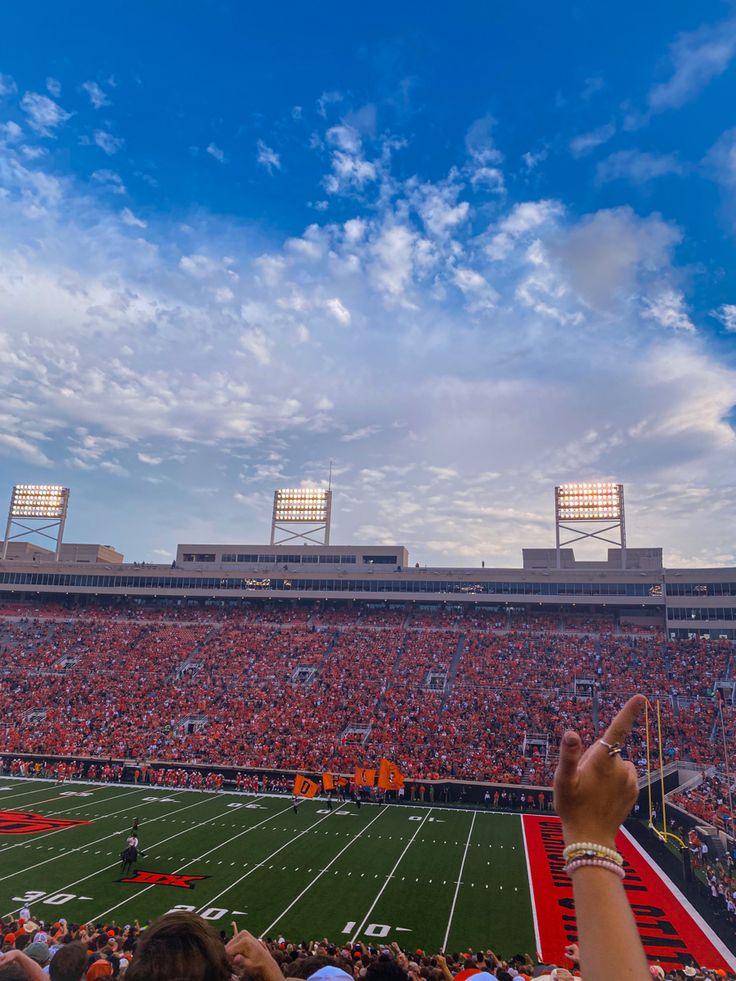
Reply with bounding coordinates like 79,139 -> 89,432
323,297 -> 351,325
705,127 -> 736,189
340,425 -> 379,442
0,115 -> 733,565
256,139 -> 280,173
324,125 -> 377,194
486,199 -> 564,260
549,207 -> 681,312
453,267 -> 498,312
316,90 -> 342,117
93,129 -> 124,155
81,81 -> 110,109
92,169 -> 126,194
369,224 -> 417,302
0,121 -> 23,144
21,92 -> 71,136
643,287 -> 695,332
648,17 -> 736,111
569,123 -> 615,156
0,73 -> 17,97
522,148 -> 548,171
0,432 -> 51,466
465,115 -> 502,165
239,327 -> 272,365
711,304 -> 736,332
46,78 -> 61,98
179,254 -> 220,277
206,142 -> 225,163
596,150 -> 685,184
120,207 -> 147,228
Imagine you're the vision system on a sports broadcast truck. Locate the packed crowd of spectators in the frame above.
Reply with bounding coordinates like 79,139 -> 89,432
0,602 -> 732,791
0,912 -> 731,981
672,776 -> 735,835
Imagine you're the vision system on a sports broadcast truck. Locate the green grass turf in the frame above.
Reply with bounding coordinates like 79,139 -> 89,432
0,779 -> 536,954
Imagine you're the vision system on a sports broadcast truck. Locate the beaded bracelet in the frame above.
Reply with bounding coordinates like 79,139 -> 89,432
564,857 -> 626,879
563,841 -> 624,866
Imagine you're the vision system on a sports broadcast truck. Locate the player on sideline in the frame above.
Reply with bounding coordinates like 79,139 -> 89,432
292,794 -> 300,815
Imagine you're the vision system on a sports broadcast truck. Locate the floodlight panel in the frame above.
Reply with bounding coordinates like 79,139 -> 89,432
273,488 -> 330,523
10,484 -> 69,519
556,482 -> 622,522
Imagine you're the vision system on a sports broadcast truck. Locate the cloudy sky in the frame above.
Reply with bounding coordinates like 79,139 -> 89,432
0,2 -> 734,567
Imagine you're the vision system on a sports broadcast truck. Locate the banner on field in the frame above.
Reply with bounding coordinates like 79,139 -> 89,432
354,767 -> 376,786
377,758 -> 405,790
322,772 -> 335,791
293,774 -> 319,798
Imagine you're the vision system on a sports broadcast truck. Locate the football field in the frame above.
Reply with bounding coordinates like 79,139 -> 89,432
0,778 -> 734,971
0,778 -> 536,951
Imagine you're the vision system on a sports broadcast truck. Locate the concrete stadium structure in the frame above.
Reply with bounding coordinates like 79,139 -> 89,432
0,539 -> 733,640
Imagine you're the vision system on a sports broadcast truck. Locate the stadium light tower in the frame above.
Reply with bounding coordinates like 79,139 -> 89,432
271,487 -> 332,545
2,484 -> 70,561
554,482 -> 626,569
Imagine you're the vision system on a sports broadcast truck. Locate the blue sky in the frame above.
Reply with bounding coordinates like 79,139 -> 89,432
0,1 -> 734,566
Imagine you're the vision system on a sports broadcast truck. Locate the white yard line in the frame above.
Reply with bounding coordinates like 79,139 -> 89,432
194,807 -> 343,917
258,806 -> 387,937
89,799 -> 297,920
519,815 -> 543,962
350,808 -> 434,943
0,792 -> 216,895
441,811 -> 476,951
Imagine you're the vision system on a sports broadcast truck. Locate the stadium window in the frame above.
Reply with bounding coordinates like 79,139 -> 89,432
221,553 -> 237,562
258,555 -> 276,563
301,554 -> 318,563
237,554 -> 259,562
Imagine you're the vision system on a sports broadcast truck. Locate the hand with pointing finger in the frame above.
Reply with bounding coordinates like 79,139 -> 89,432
226,924 -> 283,981
554,694 -> 645,849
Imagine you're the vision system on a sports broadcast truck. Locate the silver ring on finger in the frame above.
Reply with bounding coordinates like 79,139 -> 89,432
598,739 -> 623,757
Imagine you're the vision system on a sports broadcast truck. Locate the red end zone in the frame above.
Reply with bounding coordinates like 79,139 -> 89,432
521,814 -> 736,972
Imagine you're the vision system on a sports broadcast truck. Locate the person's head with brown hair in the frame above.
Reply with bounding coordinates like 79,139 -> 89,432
49,942 -> 88,981
124,913 -> 231,981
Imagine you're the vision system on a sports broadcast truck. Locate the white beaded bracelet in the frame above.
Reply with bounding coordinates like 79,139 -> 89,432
564,857 -> 626,879
563,841 -> 623,865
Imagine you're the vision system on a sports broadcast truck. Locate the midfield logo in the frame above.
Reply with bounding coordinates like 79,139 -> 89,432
0,811 -> 92,835
120,870 -> 209,889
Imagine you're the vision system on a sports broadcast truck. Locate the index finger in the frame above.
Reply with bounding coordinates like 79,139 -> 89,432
231,921 -> 238,937
601,694 -> 646,747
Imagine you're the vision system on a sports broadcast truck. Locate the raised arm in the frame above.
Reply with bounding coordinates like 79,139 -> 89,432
553,694 -> 650,981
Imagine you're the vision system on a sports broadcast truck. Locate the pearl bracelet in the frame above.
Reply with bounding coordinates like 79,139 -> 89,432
564,857 -> 626,879
562,841 -> 624,866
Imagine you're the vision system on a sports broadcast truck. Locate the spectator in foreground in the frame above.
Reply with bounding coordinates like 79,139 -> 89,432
554,693 -> 650,981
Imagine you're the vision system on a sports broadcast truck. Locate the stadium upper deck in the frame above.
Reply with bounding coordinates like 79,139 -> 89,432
0,539 -> 734,639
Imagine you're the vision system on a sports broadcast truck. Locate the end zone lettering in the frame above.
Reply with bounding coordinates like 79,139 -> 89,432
522,814 -> 734,972
120,870 -> 209,889
0,811 -> 92,835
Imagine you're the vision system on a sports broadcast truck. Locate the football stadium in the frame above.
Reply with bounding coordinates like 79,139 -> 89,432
2,4 -> 736,981
0,481 -> 734,973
